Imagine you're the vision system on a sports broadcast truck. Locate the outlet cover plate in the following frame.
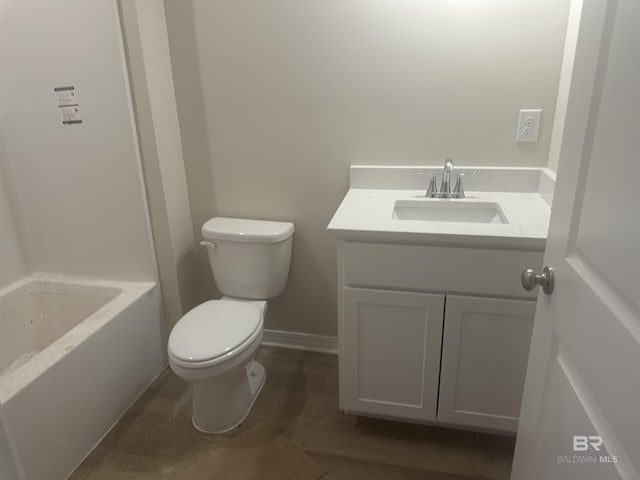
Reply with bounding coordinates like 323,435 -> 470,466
517,109 -> 542,142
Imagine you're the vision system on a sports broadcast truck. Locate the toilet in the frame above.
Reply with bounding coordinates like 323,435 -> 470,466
168,217 -> 294,433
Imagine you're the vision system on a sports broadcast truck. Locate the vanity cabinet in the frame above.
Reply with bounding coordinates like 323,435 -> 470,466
337,241 -> 542,433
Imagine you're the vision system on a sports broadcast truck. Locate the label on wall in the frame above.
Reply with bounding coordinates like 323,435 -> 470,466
54,86 -> 82,125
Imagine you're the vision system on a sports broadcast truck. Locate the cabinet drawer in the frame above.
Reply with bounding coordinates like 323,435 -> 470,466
343,242 -> 542,298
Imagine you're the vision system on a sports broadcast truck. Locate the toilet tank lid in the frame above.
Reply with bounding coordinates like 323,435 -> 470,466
202,217 -> 294,243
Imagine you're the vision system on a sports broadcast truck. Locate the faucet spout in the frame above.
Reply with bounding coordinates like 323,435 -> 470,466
440,158 -> 454,197
443,158 -> 454,174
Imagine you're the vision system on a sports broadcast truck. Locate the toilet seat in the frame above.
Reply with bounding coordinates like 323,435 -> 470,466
168,300 -> 262,369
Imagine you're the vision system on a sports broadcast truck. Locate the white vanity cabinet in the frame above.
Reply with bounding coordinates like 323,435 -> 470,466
337,240 -> 542,433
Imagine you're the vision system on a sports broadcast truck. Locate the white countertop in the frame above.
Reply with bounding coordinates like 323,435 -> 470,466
327,188 -> 551,249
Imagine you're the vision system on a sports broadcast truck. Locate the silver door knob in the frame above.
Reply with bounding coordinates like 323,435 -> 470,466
521,266 -> 554,294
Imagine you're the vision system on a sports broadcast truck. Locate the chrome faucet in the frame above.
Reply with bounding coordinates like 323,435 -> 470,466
424,159 -> 475,199
439,158 -> 454,197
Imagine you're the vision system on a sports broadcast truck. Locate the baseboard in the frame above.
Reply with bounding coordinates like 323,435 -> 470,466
261,329 -> 338,355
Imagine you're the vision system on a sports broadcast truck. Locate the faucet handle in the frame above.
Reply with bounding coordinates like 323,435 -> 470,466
452,171 -> 476,198
426,175 -> 438,197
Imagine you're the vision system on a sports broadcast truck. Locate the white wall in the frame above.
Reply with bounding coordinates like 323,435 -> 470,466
547,0 -> 584,174
118,0 -> 199,325
165,0 -> 571,336
0,162 -> 27,289
0,0 -> 156,282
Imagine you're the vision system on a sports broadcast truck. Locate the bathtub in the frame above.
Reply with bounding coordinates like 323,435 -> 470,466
0,274 -> 165,480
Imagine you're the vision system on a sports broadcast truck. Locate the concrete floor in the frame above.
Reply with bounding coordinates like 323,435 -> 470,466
70,347 -> 515,479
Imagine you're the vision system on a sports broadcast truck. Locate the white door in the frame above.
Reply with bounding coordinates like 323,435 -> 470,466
511,1 -> 640,479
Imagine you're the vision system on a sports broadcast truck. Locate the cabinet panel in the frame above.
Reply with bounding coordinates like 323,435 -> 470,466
343,242 -> 542,298
342,288 -> 444,421
438,295 -> 535,432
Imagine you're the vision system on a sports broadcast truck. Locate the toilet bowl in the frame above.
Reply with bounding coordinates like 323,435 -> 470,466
167,217 -> 294,433
168,299 -> 267,433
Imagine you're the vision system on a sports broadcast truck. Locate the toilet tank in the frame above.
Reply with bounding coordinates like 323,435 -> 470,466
201,217 -> 294,299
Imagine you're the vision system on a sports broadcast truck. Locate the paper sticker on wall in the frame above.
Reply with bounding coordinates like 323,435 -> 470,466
54,86 -> 82,125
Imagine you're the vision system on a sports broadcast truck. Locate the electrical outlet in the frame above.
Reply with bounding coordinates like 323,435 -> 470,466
516,109 -> 542,142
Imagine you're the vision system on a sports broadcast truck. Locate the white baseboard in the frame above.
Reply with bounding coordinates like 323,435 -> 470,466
261,329 -> 338,355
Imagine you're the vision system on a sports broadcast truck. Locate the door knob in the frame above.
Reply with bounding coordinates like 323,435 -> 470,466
521,266 -> 554,294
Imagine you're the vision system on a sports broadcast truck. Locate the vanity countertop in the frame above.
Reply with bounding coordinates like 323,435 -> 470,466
327,166 -> 554,249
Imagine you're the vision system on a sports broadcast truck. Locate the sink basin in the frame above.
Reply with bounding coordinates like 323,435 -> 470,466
392,200 -> 508,224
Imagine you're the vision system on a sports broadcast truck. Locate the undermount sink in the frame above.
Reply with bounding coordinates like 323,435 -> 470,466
392,200 -> 508,224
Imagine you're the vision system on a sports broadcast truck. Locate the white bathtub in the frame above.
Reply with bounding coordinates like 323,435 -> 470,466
0,274 -> 165,480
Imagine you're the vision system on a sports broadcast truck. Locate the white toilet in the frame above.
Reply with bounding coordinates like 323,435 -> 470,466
168,217 -> 294,433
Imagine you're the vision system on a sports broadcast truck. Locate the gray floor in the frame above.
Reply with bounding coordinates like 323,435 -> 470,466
70,347 -> 515,479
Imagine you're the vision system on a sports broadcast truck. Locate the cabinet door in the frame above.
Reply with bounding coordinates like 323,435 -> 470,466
342,288 -> 444,421
438,295 -> 535,432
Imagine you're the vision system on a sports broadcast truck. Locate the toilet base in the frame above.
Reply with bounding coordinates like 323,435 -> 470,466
191,360 -> 266,434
